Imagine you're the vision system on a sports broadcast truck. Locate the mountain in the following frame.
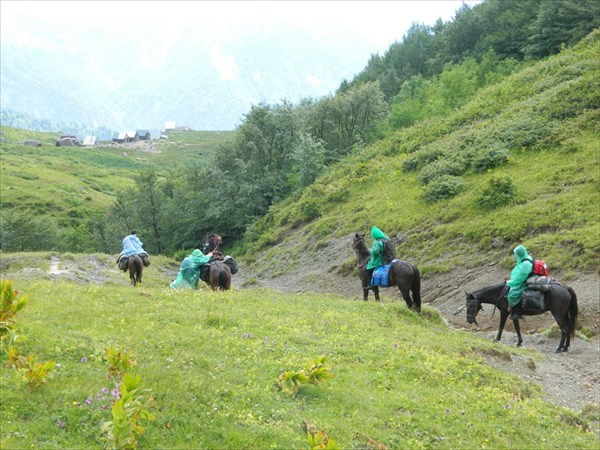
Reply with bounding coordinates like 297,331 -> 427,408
1,13 -> 379,132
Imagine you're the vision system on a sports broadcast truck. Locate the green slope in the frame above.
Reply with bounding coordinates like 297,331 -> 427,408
243,30 -> 600,276
0,129 -> 232,227
0,273 -> 597,448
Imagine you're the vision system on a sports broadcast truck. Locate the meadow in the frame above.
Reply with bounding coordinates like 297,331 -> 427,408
1,271 -> 597,449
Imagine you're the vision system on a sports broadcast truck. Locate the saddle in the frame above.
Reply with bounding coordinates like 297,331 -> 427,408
521,276 -> 552,311
370,259 -> 399,287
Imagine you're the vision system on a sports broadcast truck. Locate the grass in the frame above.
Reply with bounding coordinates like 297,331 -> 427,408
241,32 -> 600,276
0,272 -> 597,449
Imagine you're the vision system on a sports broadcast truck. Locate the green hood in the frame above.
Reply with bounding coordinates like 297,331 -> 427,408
513,245 -> 529,262
371,226 -> 389,240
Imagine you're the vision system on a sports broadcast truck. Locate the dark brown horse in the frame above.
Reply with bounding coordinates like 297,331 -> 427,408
202,233 -> 222,255
465,281 -> 578,352
128,254 -> 143,286
352,233 -> 421,312
206,253 -> 231,291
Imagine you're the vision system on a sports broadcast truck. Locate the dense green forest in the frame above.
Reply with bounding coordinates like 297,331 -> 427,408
1,0 -> 598,263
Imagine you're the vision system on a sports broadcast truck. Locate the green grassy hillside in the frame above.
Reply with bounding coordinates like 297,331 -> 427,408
243,30 -> 600,277
1,274 -> 597,448
0,128 -> 232,229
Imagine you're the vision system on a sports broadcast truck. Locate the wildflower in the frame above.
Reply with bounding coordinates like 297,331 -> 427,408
85,396 -> 93,405
101,387 -> 109,394
80,356 -> 87,363
55,419 -> 66,429
111,388 -> 121,400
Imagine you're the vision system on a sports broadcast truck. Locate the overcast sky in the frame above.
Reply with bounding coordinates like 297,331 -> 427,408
2,1 -> 481,55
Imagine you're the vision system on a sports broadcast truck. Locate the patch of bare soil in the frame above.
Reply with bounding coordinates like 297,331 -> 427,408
232,233 -> 600,416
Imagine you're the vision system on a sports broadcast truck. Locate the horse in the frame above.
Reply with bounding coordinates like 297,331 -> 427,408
352,233 -> 422,312
127,254 -> 144,286
207,261 -> 231,291
202,233 -> 222,255
465,281 -> 578,353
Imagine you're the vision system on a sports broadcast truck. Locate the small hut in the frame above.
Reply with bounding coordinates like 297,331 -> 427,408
82,136 -> 97,146
136,130 -> 151,141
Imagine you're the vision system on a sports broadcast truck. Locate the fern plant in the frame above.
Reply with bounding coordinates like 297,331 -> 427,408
277,355 -> 333,396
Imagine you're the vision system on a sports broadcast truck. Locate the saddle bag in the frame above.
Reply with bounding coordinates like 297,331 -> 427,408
526,275 -> 549,292
117,256 -> 129,271
521,289 -> 545,311
141,253 -> 151,267
223,256 -> 238,275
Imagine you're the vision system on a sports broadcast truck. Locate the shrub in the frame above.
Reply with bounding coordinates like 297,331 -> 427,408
475,175 -> 517,211
422,175 -> 465,202
473,145 -> 510,172
418,158 -> 467,185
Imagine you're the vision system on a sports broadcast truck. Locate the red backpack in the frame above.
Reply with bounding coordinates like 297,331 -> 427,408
528,258 -> 549,277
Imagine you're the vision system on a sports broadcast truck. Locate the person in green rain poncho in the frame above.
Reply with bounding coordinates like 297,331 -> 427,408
170,249 -> 212,289
365,226 -> 391,288
506,244 -> 533,320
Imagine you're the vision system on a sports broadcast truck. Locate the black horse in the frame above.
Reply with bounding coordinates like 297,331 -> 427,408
352,233 -> 421,312
128,254 -> 144,286
465,281 -> 578,352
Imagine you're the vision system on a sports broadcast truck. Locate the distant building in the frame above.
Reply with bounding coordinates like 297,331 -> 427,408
112,132 -> 127,143
82,136 -> 97,146
136,130 -> 151,141
125,131 -> 138,142
176,126 -> 192,132
164,121 -> 176,131
112,131 -> 138,143
23,140 -> 42,147
56,135 -> 81,147
149,129 -> 161,140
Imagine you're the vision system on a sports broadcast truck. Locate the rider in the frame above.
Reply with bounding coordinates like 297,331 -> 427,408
118,229 -> 150,269
506,244 -> 534,320
170,249 -> 212,289
365,226 -> 391,288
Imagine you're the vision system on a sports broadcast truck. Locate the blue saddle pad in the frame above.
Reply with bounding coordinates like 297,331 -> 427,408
370,259 -> 399,287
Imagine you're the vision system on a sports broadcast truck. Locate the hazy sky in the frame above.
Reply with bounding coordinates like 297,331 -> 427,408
2,0 -> 481,55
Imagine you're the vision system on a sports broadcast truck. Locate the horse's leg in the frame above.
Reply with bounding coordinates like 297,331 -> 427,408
398,287 -> 413,310
362,285 -> 369,301
552,312 -> 570,353
513,319 -> 523,347
496,311 -> 509,342
373,286 -> 380,302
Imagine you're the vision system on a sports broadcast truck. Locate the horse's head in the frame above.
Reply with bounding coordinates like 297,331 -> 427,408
465,292 -> 482,326
352,233 -> 366,252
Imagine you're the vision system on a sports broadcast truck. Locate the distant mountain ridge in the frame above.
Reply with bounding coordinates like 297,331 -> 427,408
1,15 -> 378,132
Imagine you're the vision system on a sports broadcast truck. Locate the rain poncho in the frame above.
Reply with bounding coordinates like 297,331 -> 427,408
170,249 -> 211,290
366,226 -> 390,270
507,245 -> 533,307
121,234 -> 145,257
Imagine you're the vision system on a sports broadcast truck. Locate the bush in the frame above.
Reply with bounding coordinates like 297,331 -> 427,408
473,145 -> 510,172
422,175 -> 464,202
475,175 -> 517,211
418,159 -> 467,185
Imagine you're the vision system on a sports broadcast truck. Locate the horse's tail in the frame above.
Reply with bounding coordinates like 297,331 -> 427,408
567,286 -> 578,339
411,264 -> 422,311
